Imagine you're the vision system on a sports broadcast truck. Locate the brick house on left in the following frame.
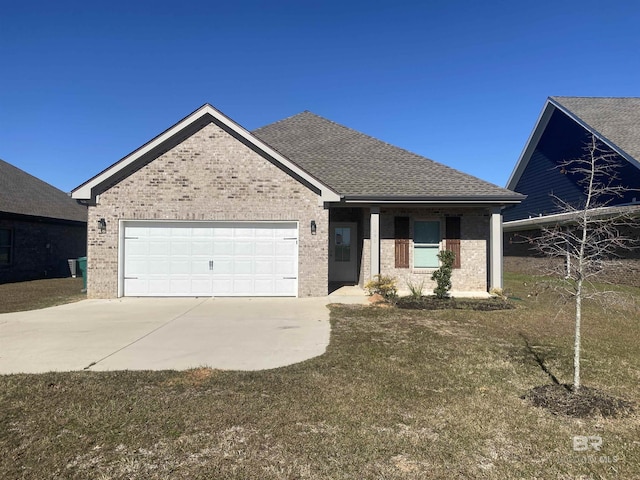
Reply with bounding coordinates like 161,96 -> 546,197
0,159 -> 87,283
72,104 -> 523,299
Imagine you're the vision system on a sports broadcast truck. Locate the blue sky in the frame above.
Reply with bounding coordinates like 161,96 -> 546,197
1,1 -> 639,193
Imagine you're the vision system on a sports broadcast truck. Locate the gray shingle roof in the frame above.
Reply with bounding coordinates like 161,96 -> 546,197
253,111 -> 522,201
0,159 -> 87,222
551,96 -> 640,164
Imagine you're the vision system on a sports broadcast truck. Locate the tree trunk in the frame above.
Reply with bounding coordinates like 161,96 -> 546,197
574,279 -> 582,391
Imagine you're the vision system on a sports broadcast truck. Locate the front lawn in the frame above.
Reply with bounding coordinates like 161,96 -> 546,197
1,273 -> 638,479
0,277 -> 85,313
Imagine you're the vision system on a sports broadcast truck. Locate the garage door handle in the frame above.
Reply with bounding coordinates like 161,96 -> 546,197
209,260 -> 214,271
124,276 -> 138,280
282,277 -> 297,280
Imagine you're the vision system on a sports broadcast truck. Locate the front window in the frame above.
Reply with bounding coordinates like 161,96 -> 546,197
0,228 -> 12,265
413,220 -> 440,268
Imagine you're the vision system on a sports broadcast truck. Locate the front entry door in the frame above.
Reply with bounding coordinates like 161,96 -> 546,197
329,222 -> 358,282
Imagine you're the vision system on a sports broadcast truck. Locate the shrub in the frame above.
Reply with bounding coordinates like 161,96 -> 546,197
364,274 -> 398,302
431,250 -> 455,299
406,278 -> 425,299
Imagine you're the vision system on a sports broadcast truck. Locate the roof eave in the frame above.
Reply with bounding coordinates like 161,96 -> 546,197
338,194 -> 525,205
504,204 -> 640,231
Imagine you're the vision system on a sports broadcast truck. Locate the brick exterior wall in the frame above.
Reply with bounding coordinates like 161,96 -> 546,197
359,207 -> 490,293
0,217 -> 86,283
87,122 -> 328,298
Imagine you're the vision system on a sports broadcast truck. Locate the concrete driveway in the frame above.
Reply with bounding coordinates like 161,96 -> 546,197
0,297 -> 341,374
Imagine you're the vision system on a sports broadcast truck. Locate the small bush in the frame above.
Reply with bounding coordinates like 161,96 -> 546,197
365,274 -> 398,301
431,250 -> 455,299
406,278 -> 425,299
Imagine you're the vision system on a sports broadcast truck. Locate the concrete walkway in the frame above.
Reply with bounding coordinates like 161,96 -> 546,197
0,295 -> 365,374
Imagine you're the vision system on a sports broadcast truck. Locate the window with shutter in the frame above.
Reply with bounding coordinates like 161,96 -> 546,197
394,217 -> 410,268
414,220 -> 441,268
445,217 -> 461,269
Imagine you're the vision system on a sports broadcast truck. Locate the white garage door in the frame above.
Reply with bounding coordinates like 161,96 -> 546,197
122,222 -> 298,297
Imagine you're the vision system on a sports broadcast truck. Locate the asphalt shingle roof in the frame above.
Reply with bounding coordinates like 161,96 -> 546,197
253,111 -> 521,200
551,96 -> 640,164
0,159 -> 87,222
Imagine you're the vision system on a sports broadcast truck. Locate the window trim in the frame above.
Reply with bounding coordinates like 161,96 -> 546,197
0,227 -> 13,266
412,218 -> 442,270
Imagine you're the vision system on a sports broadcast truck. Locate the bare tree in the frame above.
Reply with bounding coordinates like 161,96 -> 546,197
534,134 -> 639,391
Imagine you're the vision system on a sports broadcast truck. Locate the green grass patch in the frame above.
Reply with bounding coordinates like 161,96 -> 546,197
1,272 -> 638,478
0,277 -> 85,313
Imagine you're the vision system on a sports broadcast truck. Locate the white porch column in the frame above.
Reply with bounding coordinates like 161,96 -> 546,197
370,206 -> 380,278
489,208 -> 503,291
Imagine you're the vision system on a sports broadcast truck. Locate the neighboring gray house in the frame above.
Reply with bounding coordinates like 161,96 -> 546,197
71,104 -> 523,298
503,97 -> 640,281
0,159 -> 87,283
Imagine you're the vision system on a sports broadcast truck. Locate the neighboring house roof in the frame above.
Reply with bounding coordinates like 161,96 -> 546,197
72,104 -> 523,205
504,96 -> 640,227
0,159 -> 87,223
253,111 -> 523,203
507,96 -> 640,190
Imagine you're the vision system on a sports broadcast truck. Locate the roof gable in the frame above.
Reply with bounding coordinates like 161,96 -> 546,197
71,104 -> 340,203
507,96 -> 640,190
0,159 -> 87,223
254,111 -> 523,203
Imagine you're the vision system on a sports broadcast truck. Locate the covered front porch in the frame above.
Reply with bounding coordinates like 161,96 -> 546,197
327,205 -> 504,297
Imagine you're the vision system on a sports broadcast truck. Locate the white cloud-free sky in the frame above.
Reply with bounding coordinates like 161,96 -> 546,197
2,0 -> 639,192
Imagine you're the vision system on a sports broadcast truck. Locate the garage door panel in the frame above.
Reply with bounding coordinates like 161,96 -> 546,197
148,227 -> 171,237
125,241 -> 149,256
148,260 -> 169,275
170,242 -> 190,255
234,241 -> 253,255
212,277 -> 233,294
149,241 -> 170,255
233,260 -> 253,274
275,258 -> 296,274
213,259 -> 233,274
275,241 -> 295,255
123,222 -> 298,297
191,241 -> 213,255
213,242 -> 233,255
275,278 -> 296,295
255,242 -> 274,255
170,259 -> 190,274
254,260 -> 274,274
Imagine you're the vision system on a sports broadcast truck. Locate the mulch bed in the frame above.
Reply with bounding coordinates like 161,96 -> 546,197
396,296 -> 515,311
522,384 -> 635,418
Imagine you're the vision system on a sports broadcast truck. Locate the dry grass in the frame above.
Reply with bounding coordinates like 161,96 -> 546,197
1,273 -> 638,479
0,277 -> 85,313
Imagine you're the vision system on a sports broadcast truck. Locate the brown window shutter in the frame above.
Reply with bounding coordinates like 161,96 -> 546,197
445,217 -> 461,269
394,217 -> 410,268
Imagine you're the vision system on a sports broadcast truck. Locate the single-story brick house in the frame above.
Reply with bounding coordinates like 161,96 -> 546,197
71,104 -> 523,298
503,96 -> 640,283
0,159 -> 87,283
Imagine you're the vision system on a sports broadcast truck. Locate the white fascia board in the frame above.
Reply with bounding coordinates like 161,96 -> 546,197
72,104 -> 340,202
503,204 -> 640,231
505,100 -> 555,190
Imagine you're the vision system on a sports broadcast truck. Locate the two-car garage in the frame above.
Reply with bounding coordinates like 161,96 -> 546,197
121,221 -> 298,297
